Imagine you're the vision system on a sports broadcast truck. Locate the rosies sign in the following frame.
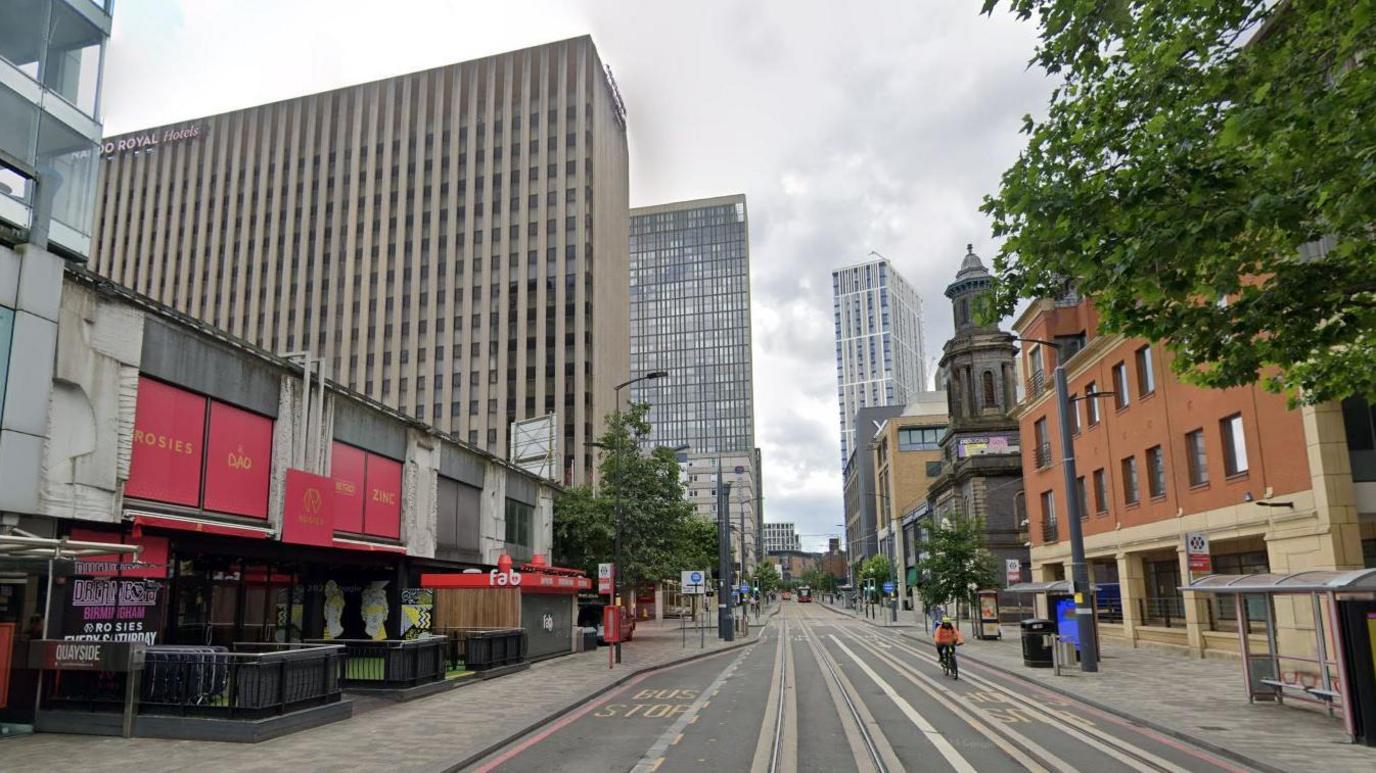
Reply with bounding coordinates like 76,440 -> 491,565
282,470 -> 334,548
126,376 -> 274,518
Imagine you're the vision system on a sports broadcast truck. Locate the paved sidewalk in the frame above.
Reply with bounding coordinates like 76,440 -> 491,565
819,602 -> 1374,772
0,611 -> 776,773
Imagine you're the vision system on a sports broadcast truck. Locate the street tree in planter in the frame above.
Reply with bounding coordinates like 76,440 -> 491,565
914,515 -> 997,626
981,0 -> 1376,404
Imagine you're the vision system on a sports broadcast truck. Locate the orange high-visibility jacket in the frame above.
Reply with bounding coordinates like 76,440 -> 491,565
934,626 -> 964,646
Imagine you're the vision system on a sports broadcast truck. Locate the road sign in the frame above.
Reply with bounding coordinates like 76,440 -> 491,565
1185,532 -> 1211,574
598,563 -> 614,595
1006,559 -> 1022,585
741,582 -> 751,594
680,570 -> 706,594
883,581 -> 895,594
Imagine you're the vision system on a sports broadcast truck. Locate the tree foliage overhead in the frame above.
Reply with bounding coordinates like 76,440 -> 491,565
914,515 -> 998,613
752,561 -> 782,594
981,0 -> 1376,404
551,403 -> 713,590
859,555 -> 894,601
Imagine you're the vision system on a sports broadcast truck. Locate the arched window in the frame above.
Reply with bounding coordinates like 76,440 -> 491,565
982,370 -> 997,409
956,298 -> 969,327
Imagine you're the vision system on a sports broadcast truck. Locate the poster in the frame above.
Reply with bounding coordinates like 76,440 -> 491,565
401,589 -> 434,640
61,577 -> 167,645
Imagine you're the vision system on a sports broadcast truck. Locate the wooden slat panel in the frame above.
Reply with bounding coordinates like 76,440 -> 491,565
433,588 -> 521,629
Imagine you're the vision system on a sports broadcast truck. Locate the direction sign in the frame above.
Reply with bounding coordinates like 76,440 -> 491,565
741,582 -> 751,594
598,563 -> 614,595
883,581 -> 895,594
680,569 -> 706,595
1006,559 -> 1022,586
1185,532 -> 1211,574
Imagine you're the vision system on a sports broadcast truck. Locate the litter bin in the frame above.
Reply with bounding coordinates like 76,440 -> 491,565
1020,618 -> 1055,668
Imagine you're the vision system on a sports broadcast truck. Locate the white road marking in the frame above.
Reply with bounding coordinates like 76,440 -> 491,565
829,634 -> 977,773
629,642 -> 757,773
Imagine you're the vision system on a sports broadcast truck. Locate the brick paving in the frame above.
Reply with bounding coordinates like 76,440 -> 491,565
819,602 -> 1375,772
0,611 -> 773,773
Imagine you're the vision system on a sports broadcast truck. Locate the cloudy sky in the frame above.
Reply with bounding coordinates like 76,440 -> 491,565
102,0 -> 1052,552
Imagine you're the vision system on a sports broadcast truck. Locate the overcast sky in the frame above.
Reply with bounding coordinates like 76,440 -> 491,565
103,0 -> 1051,553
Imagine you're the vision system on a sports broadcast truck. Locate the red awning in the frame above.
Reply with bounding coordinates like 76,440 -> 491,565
129,512 -> 272,540
331,537 -> 407,555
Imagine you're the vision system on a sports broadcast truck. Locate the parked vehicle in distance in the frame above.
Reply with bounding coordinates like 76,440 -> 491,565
782,591 -> 792,600
797,586 -> 812,603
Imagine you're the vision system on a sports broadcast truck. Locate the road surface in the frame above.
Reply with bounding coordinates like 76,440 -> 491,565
469,602 -> 1258,772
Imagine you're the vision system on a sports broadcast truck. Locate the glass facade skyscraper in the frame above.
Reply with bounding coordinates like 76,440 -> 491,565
629,195 -> 754,454
832,258 -> 926,468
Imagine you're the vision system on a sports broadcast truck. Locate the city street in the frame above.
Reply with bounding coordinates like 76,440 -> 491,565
470,603 -> 1257,772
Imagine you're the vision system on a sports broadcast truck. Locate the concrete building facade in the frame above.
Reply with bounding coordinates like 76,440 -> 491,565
682,450 -> 759,571
1014,293 -> 1371,659
871,392 -> 948,609
763,521 -> 800,553
89,36 -> 630,485
831,257 -> 926,468
843,404 -> 905,583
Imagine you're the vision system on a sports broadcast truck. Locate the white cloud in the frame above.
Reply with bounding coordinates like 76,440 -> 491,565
100,0 -> 1051,554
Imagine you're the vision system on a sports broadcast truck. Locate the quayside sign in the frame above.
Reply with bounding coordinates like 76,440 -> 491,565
102,124 -> 205,157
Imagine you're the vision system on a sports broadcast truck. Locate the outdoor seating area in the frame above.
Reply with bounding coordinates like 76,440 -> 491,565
436,627 -> 528,673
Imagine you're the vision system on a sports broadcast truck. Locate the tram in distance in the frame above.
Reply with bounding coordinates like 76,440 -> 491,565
796,586 -> 812,603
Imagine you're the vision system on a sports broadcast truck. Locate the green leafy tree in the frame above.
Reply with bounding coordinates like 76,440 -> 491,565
859,555 -> 893,602
552,403 -> 704,592
914,515 -> 998,615
753,561 -> 781,594
981,0 -> 1376,404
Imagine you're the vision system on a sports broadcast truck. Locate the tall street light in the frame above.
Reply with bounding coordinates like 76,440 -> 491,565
1015,336 -> 1114,673
599,369 -> 669,666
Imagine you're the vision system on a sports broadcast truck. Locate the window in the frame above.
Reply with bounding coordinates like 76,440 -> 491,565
1085,380 -> 1101,425
897,427 -> 945,451
1122,456 -> 1140,505
1221,414 -> 1249,476
1075,476 -> 1088,519
1186,429 -> 1209,486
1092,468 -> 1108,514
925,461 -> 943,478
1112,363 -> 1130,409
1034,418 -> 1051,468
1136,345 -> 1156,397
504,499 -> 534,558
1040,490 -> 1058,540
1147,445 -> 1166,498
981,370 -> 997,409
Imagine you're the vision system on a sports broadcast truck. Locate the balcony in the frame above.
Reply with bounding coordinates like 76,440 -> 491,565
1042,519 -> 1059,543
1034,443 -> 1053,469
1027,371 -> 1048,398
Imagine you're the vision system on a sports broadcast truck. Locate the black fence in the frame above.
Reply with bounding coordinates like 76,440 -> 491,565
304,637 -> 446,688
435,627 -> 527,672
1140,596 -> 1187,628
42,643 -> 344,720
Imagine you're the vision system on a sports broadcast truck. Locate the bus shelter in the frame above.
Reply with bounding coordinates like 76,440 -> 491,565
1181,569 -> 1376,746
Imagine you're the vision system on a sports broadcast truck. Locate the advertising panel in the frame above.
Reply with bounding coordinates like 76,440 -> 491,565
957,435 -> 1020,459
69,527 -> 170,579
364,454 -> 402,539
59,577 -> 167,645
202,401 -> 274,518
282,469 -> 335,547
125,377 -> 206,506
331,442 -> 367,533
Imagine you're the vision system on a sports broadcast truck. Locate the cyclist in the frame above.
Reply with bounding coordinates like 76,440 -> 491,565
933,617 -> 964,678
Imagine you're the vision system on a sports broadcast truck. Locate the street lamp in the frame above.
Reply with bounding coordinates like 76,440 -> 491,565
594,370 -> 669,666
1015,336 -> 1115,673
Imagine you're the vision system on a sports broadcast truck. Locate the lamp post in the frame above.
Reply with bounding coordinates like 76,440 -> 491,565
599,370 -> 669,666
1015,336 -> 1114,673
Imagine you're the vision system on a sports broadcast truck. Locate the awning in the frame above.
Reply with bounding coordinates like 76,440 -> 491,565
1181,568 -> 1376,595
128,511 -> 272,540
1005,580 -> 1096,594
0,530 -> 140,562
332,536 -> 407,555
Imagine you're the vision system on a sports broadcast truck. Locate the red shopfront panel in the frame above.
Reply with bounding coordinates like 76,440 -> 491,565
126,377 -> 206,507
202,401 -> 274,518
363,454 -> 402,539
331,442 -> 366,534
282,469 -> 335,548
68,527 -> 170,579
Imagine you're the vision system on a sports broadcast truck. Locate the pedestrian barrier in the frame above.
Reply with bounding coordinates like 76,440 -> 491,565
435,627 -> 527,672
304,637 -> 446,688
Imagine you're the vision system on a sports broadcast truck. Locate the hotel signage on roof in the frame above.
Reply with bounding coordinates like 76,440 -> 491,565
101,124 -> 206,157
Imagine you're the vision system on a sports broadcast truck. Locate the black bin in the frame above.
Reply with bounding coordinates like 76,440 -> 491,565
1020,618 -> 1055,668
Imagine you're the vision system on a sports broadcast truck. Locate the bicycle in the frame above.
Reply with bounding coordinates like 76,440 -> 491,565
938,644 -> 960,679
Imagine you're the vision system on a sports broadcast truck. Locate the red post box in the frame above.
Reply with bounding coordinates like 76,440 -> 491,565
603,605 -> 622,644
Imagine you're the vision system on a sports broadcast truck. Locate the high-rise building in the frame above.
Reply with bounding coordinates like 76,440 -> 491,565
831,257 -> 925,468
629,195 -> 753,455
763,522 -> 800,553
682,450 -> 760,571
89,36 -> 630,484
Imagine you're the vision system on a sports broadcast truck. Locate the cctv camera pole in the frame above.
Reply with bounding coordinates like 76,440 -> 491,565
1055,366 -> 1099,672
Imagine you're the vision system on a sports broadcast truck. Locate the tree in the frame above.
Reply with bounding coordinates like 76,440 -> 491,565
859,555 -> 893,602
552,403 -> 705,591
981,0 -> 1376,404
753,561 -> 782,594
914,515 -> 997,616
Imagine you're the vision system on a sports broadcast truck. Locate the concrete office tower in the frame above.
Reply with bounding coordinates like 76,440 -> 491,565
831,257 -> 926,469
763,522 -> 801,553
90,36 -> 630,485
629,195 -> 754,456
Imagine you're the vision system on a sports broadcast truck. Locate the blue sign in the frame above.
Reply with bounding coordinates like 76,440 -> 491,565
689,571 -> 703,584
741,582 -> 751,594
882,581 -> 895,594
1056,598 -> 1079,648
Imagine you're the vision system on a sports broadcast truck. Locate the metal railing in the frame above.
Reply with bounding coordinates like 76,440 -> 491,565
305,637 -> 446,688
434,627 -> 527,672
1034,442 -> 1053,469
1042,519 -> 1059,543
43,643 -> 344,720
1140,596 -> 1187,628
1028,371 -> 1048,397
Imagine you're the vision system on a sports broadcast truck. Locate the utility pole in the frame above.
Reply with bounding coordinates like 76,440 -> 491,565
717,454 -> 734,641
